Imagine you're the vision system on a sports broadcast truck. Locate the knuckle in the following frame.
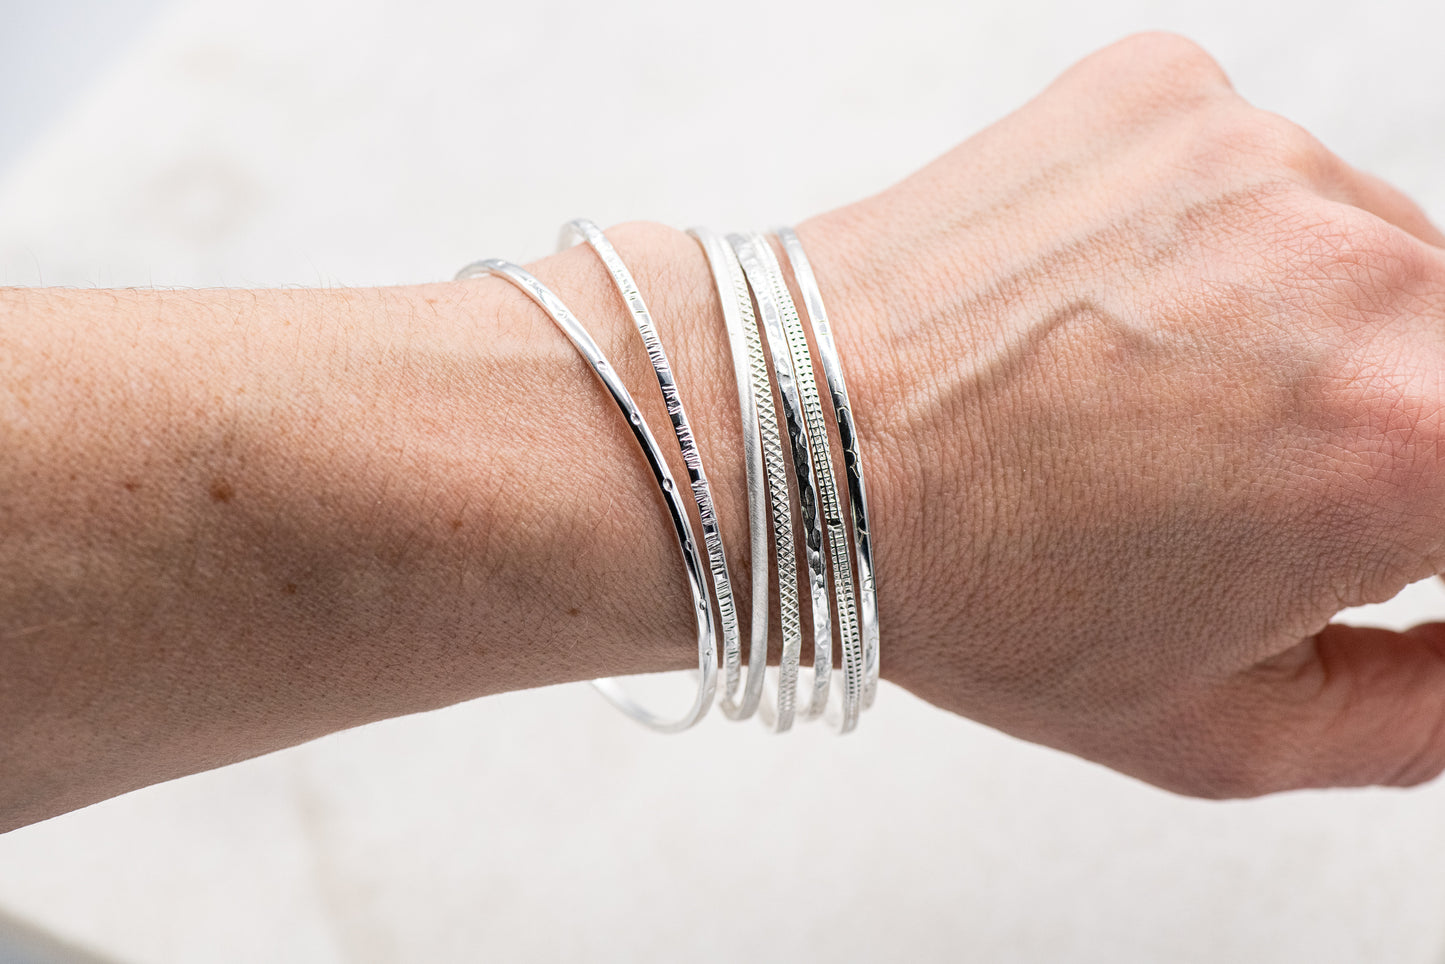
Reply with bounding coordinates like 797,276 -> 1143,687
1267,195 -> 1425,301
1113,32 -> 1231,84
1204,107 -> 1332,179
1320,348 -> 1445,540
1094,32 -> 1234,102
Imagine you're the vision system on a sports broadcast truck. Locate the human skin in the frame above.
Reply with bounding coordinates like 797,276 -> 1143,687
5,32 -> 1445,830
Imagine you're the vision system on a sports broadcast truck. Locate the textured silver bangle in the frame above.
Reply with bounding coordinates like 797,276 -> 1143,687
453,257 -> 718,733
775,227 -> 880,710
688,226 -> 801,727
752,232 -> 864,731
729,232 -> 838,725
557,218 -> 744,720
682,228 -> 774,722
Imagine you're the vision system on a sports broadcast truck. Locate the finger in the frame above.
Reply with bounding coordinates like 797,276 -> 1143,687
1202,622 -> 1445,796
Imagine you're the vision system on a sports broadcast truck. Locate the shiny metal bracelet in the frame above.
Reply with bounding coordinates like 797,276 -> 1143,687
729,232 -> 837,726
775,227 -> 880,711
747,232 -> 864,732
453,257 -> 718,733
558,219 -> 744,722
688,227 -> 796,727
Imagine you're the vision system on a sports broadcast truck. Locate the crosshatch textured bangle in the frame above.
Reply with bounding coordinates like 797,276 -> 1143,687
453,256 -> 718,733
747,232 -> 864,732
687,226 -> 775,722
775,227 -> 880,711
729,232 -> 835,726
557,218 -> 745,718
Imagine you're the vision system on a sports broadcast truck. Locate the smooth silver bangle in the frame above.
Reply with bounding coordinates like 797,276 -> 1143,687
453,257 -> 718,733
686,227 -> 775,721
775,227 -> 880,711
729,232 -> 835,725
557,218 -> 744,719
746,232 -> 864,731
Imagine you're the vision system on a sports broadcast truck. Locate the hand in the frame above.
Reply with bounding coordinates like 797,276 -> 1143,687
798,32 -> 1445,797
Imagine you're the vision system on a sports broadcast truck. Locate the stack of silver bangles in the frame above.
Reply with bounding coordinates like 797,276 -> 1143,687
455,220 -> 878,734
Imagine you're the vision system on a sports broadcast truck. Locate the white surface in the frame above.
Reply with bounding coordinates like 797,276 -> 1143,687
0,0 -> 171,173
2,0 -> 1445,961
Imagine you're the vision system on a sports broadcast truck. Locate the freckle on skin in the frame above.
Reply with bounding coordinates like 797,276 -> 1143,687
567,607 -> 581,617
123,479 -> 140,492
209,479 -> 234,503
283,582 -> 297,595
450,519 -> 464,530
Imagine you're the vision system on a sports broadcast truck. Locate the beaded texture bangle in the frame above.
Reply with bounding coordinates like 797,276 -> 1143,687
729,232 -> 837,726
746,231 -> 864,732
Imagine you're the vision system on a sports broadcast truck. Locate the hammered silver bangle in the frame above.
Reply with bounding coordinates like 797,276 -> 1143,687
453,256 -> 719,733
775,227 -> 880,710
729,232 -> 838,726
687,226 -> 776,722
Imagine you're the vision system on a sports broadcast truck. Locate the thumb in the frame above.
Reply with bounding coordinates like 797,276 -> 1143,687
1208,622 -> 1445,796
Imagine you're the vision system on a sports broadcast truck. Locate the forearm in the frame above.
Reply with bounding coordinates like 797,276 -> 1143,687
0,221 -> 813,828
17,31 -> 1439,830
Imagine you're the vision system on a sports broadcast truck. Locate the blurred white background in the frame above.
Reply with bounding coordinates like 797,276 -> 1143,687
3,0 -> 1445,961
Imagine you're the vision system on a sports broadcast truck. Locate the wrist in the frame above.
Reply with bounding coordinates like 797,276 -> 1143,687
507,216 -> 920,691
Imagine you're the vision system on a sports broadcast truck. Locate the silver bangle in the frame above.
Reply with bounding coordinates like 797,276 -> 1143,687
729,232 -> 837,725
749,232 -> 864,732
775,227 -> 880,710
453,257 -> 718,732
686,227 -> 775,721
557,218 -> 744,720
690,226 -> 810,728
